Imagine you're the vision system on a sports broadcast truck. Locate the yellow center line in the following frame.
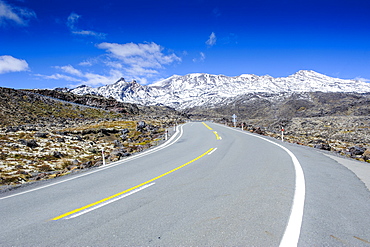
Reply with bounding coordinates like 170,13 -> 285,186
213,131 -> 221,140
202,122 -> 213,130
202,122 -> 221,140
51,148 -> 214,221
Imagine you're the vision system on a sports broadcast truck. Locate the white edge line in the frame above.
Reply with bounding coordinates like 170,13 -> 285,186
208,148 -> 217,155
66,182 -> 156,219
217,123 -> 305,247
0,124 -> 185,200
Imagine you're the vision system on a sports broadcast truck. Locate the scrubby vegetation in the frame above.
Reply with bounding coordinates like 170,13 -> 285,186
0,87 -> 186,187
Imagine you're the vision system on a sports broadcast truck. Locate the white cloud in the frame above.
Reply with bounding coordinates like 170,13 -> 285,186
55,65 -> 83,77
72,30 -> 106,38
103,60 -> 123,69
38,66 -> 123,87
0,0 -> 36,27
206,32 -> 217,46
78,58 -> 97,67
38,42 -> 181,87
34,73 -> 82,82
67,12 -> 79,30
193,52 -> 206,63
80,69 -> 124,87
124,65 -> 159,77
0,55 -> 29,74
67,12 -> 106,39
79,61 -> 92,66
97,42 -> 181,77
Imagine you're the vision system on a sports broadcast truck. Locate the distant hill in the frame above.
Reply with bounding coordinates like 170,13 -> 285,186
186,92 -> 370,122
0,87 -> 124,128
0,87 -> 186,128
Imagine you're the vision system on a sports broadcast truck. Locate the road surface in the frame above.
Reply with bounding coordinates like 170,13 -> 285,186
1,122 -> 369,246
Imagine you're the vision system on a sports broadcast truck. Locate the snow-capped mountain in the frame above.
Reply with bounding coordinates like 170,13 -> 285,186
69,70 -> 370,109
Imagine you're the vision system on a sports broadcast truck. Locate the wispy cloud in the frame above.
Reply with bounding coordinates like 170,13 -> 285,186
37,65 -> 123,87
83,70 -> 123,86
0,0 -> 36,27
206,32 -> 217,47
193,52 -> 206,63
35,73 -> 83,82
0,55 -> 29,74
66,12 -> 79,30
37,42 -> 181,87
55,65 -> 83,77
67,12 -> 106,39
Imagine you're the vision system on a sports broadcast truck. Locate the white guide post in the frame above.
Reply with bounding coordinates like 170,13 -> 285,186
102,148 -> 106,166
232,114 -> 237,128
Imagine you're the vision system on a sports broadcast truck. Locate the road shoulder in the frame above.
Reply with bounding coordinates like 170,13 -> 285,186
323,153 -> 370,191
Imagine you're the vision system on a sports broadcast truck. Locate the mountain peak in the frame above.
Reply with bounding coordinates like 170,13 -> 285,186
116,77 -> 126,83
70,70 -> 370,110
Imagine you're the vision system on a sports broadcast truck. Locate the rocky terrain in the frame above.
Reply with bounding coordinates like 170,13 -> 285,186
189,92 -> 370,163
0,87 -> 186,188
61,71 -> 370,165
187,92 -> 370,120
0,119 -> 173,186
31,88 -> 188,119
241,116 -> 370,162
2,76 -> 370,189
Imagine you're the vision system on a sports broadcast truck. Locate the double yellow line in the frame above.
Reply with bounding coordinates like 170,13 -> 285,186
52,148 -> 214,220
202,122 -> 221,140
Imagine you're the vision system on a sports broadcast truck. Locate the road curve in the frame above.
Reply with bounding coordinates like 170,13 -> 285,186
1,122 -> 369,246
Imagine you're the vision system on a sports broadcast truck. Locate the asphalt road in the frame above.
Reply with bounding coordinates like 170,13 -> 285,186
1,122 -> 369,246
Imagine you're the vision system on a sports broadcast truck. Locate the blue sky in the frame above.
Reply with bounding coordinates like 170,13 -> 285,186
1,0 -> 370,89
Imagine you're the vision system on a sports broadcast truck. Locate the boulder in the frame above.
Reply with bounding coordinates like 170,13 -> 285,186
6,126 -> 20,132
113,140 -> 123,148
34,132 -> 48,138
99,128 -> 119,136
111,148 -> 131,159
82,129 -> 97,135
253,127 -> 264,135
362,149 -> 370,161
19,139 -> 39,148
121,128 -> 130,135
53,151 -> 64,158
314,143 -> 331,151
349,146 -> 366,156
137,121 -> 147,131
56,137 -> 65,143
78,161 -> 93,169
73,135 -> 84,141
120,134 -> 127,141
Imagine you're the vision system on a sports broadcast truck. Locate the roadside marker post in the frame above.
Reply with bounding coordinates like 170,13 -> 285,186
281,127 -> 284,142
232,114 -> 237,128
102,148 -> 106,166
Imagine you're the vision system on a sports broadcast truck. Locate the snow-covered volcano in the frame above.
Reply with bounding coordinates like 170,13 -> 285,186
70,70 -> 370,109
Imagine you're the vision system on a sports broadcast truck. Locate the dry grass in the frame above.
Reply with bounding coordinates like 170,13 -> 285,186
0,120 -> 167,186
